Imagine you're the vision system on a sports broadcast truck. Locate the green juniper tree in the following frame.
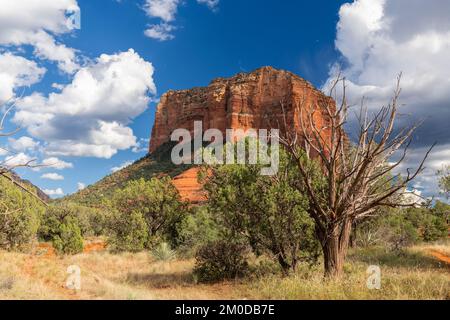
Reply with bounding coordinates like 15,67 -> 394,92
203,146 -> 320,274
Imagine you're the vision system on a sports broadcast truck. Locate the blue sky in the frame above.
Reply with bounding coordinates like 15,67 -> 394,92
1,0 -> 449,199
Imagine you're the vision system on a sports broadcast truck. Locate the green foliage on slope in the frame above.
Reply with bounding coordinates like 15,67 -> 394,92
0,176 -> 46,250
64,142 -> 192,206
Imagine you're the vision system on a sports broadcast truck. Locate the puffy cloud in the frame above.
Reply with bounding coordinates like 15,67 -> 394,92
327,0 -> 450,198
144,0 -> 180,22
111,160 -> 133,173
132,138 -> 150,153
0,0 -> 80,73
43,188 -> 64,197
197,0 -> 220,10
41,157 -> 73,170
0,53 -> 46,103
143,0 -> 219,41
143,0 -> 179,41
391,143 -> 450,199
77,182 -> 86,190
145,23 -> 176,41
14,49 -> 156,158
8,136 -> 39,152
401,188 -> 425,207
41,172 -> 64,181
2,152 -> 35,168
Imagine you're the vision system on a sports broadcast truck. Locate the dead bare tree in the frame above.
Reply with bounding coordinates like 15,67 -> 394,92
0,99 -> 48,207
271,75 -> 434,278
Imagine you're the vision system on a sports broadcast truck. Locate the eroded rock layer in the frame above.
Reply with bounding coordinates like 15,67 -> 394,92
150,66 -> 333,153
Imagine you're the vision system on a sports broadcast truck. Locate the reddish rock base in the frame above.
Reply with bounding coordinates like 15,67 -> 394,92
172,167 -> 207,204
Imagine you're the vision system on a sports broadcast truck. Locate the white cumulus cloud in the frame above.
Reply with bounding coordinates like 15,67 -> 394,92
77,182 -> 86,190
43,188 -> 64,197
0,0 -> 80,73
2,152 -> 35,168
41,172 -> 64,181
14,49 -> 156,159
111,160 -> 133,173
144,0 -> 180,22
41,157 -> 73,170
0,53 -> 46,103
327,0 -> 450,197
8,136 -> 39,152
145,23 -> 176,41
143,0 -> 219,41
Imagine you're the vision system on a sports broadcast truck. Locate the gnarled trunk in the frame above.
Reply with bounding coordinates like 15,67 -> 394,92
320,219 -> 353,278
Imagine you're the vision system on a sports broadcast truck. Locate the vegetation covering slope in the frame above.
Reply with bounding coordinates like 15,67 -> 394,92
1,171 -> 50,202
65,143 -> 192,206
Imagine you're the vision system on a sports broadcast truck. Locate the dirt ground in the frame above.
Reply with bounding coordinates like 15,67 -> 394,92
0,240 -> 448,300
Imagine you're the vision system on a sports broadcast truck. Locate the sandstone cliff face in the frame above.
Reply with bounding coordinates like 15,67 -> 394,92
150,67 -> 335,203
150,66 -> 333,153
172,167 -> 206,204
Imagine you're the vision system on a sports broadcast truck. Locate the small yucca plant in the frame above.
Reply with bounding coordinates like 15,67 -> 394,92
151,242 -> 176,261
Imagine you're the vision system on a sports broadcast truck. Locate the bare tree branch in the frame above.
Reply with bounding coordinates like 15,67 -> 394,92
0,99 -> 48,207
266,74 -> 433,277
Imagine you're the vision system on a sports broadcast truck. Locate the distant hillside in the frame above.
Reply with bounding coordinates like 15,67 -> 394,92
1,171 -> 50,202
65,143 -> 192,206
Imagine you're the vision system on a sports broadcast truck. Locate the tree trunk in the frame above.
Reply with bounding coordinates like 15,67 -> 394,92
320,219 -> 353,278
277,254 -> 292,276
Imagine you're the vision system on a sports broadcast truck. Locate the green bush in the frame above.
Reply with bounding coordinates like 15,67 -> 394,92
52,221 -> 83,255
175,207 -> 220,256
193,241 -> 250,283
109,177 -> 186,251
203,146 -> 320,273
380,215 -> 419,251
39,205 -> 85,255
355,203 -> 449,248
0,177 -> 44,251
108,210 -> 149,253
39,203 -> 111,240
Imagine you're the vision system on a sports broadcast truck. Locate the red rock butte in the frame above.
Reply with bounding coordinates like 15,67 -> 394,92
150,66 -> 334,154
149,66 -> 335,203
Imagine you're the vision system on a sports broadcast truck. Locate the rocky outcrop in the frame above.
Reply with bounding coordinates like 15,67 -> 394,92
149,67 -> 335,203
172,167 -> 206,204
150,66 -> 334,153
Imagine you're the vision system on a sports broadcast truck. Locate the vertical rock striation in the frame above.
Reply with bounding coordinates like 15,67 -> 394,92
150,66 -> 334,153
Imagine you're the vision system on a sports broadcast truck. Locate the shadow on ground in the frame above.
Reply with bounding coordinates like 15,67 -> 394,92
125,271 -> 195,289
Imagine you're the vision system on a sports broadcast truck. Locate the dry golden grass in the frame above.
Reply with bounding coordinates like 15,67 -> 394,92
0,249 -> 243,300
0,242 -> 448,300
245,246 -> 449,300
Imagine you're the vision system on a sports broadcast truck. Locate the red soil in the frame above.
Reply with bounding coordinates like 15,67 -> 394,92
430,250 -> 450,267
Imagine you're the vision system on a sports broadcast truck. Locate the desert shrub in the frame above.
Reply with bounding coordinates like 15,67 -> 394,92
355,203 -> 449,249
175,207 -> 221,256
405,206 -> 448,242
86,207 -> 111,236
52,221 -> 83,255
39,205 -> 85,255
203,147 -> 320,273
0,178 -> 44,251
109,177 -> 186,250
151,242 -> 177,261
194,241 -> 250,283
39,203 -> 110,239
108,210 -> 148,253
379,215 -> 419,251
